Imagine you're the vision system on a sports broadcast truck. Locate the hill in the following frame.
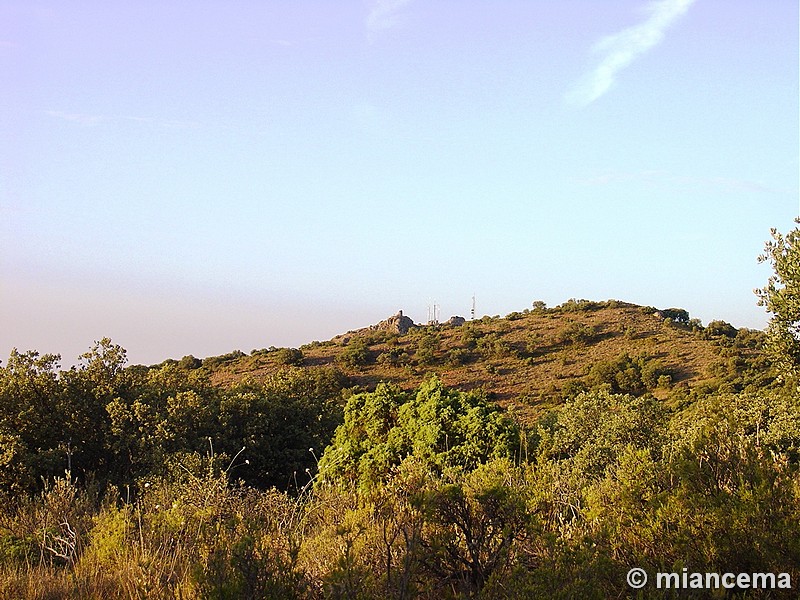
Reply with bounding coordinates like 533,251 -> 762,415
192,299 -> 768,425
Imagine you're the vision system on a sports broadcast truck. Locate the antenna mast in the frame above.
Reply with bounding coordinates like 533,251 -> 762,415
471,294 -> 476,321
427,299 -> 440,325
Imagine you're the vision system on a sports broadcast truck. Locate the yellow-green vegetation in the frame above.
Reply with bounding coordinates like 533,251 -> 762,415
1,224 -> 799,598
210,299 -> 768,425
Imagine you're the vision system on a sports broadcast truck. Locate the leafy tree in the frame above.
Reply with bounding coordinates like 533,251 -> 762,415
659,307 -> 689,324
178,354 -> 202,370
376,347 -> 410,367
105,361 -> 214,484
217,367 -> 346,490
414,332 -> 440,365
557,298 -> 603,312
0,350 -> 66,494
202,350 -> 246,371
62,338 -> 130,479
318,378 -> 519,492
0,339 -> 131,494
536,390 -> 666,478
757,222 -> 800,382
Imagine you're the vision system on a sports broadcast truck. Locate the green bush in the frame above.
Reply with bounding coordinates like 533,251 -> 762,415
337,339 -> 370,367
556,298 -> 604,312
317,378 -> 520,491
413,333 -> 440,366
179,355 -> 202,370
376,347 -> 410,367
556,321 -> 599,346
445,348 -> 471,367
704,319 -> 738,339
202,350 -> 246,371
274,347 -> 304,366
588,353 -> 670,395
659,307 -> 689,324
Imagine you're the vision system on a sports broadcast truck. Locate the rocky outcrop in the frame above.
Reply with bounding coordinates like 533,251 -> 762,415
446,316 -> 466,327
370,310 -> 416,335
332,311 -> 418,344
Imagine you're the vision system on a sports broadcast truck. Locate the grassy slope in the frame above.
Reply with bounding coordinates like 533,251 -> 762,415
204,301 -> 763,425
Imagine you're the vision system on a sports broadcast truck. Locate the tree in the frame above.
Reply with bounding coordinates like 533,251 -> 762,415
659,308 -> 689,324
704,319 -> 737,339
756,222 -> 800,381
317,377 -> 520,492
0,350 -> 65,494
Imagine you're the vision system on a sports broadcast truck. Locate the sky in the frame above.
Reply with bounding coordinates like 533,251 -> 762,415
1,0 -> 798,366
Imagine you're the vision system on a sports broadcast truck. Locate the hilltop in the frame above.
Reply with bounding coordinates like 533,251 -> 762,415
190,299 -> 768,424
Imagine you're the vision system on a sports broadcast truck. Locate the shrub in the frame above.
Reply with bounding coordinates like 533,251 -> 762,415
178,355 -> 202,370
474,333 -> 514,359
556,322 -> 599,346
274,347 -> 304,366
376,347 -> 409,367
445,348 -> 471,367
337,339 -> 370,367
203,350 -> 246,371
557,299 -> 603,312
414,333 -> 441,366
561,379 -> 588,399
460,326 -> 482,349
588,353 -> 671,396
704,320 -> 738,339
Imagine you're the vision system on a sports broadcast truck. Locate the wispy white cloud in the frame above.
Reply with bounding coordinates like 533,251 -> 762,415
44,110 -> 199,129
566,0 -> 697,106
366,0 -> 413,43
44,110 -> 109,126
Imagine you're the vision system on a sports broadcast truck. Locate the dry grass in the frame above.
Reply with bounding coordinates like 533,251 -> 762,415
209,303 -> 754,424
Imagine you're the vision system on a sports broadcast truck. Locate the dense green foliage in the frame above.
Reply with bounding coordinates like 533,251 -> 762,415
587,353 -> 671,395
0,342 -> 348,496
317,378 -> 519,492
3,379 -> 800,598
757,222 -> 800,383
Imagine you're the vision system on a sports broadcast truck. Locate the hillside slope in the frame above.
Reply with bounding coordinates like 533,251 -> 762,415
195,300 -> 767,424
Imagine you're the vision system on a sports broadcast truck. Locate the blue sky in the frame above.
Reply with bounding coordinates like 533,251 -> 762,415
1,0 -> 798,365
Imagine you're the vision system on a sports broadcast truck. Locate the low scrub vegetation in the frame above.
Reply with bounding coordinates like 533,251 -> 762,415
2,378 -> 800,598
